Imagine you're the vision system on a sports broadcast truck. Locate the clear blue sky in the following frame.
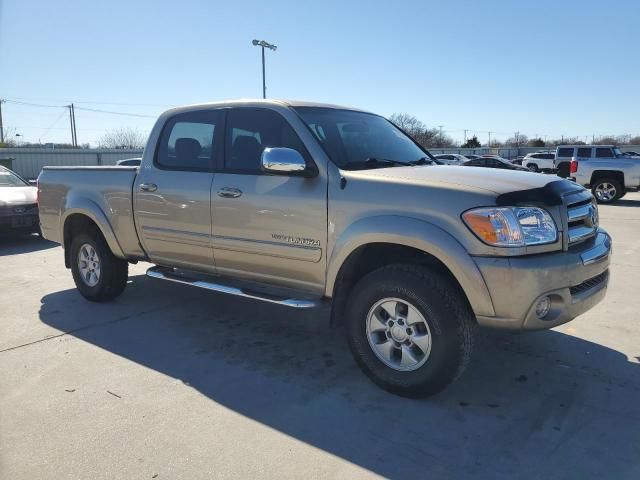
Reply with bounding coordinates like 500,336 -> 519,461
1,0 -> 639,146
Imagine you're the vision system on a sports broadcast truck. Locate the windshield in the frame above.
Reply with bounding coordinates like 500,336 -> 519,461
294,107 -> 433,169
0,169 -> 29,187
613,147 -> 623,157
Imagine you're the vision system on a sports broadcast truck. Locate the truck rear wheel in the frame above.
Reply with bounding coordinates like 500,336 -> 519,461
345,264 -> 476,398
70,230 -> 128,302
592,178 -> 622,204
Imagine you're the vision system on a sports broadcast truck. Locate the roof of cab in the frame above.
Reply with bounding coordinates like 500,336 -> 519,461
161,98 -> 369,115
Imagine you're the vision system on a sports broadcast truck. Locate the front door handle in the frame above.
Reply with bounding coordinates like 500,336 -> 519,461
139,183 -> 158,192
217,187 -> 242,198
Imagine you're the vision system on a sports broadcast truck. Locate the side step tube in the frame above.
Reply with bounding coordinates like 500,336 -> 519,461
146,266 -> 319,309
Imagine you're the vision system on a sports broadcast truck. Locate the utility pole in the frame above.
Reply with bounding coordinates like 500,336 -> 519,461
71,103 -> 78,147
252,39 -> 277,99
0,99 -> 4,144
488,131 -> 492,147
438,125 -> 443,146
68,105 -> 76,148
463,129 -> 468,144
514,131 -> 520,146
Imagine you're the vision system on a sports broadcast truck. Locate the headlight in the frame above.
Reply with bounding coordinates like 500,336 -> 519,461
462,206 -> 557,247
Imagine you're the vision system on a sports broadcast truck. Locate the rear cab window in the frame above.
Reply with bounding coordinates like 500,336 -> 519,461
577,147 -> 592,158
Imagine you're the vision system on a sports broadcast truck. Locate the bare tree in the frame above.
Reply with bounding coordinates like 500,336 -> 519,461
97,127 -> 147,149
504,133 -> 528,147
389,113 -> 456,148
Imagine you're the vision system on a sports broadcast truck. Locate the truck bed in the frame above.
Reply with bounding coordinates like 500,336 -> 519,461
38,166 -> 144,259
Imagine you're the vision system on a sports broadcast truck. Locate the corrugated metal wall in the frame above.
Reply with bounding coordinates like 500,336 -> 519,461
0,148 -> 143,179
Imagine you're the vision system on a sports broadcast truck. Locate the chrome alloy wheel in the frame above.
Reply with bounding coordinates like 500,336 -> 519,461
594,182 -> 617,202
366,297 -> 432,371
78,243 -> 101,287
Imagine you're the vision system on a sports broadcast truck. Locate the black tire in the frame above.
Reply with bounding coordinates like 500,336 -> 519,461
70,229 -> 128,302
345,264 -> 476,398
591,178 -> 622,204
527,163 -> 539,172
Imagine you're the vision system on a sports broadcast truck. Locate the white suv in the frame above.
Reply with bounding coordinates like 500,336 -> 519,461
522,152 -> 556,172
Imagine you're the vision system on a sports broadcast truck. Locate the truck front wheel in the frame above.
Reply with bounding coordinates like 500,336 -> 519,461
345,264 -> 476,398
70,230 -> 128,302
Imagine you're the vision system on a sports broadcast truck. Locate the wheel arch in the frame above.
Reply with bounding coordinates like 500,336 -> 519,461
326,216 -> 495,324
590,170 -> 625,188
61,201 -> 125,268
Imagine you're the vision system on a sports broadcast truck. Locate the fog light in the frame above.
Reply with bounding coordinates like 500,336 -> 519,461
535,296 -> 551,319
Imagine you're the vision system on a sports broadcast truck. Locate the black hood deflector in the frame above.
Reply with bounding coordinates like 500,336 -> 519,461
495,180 -> 584,207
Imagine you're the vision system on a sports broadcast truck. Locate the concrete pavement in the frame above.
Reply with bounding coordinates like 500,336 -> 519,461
1,194 -> 639,479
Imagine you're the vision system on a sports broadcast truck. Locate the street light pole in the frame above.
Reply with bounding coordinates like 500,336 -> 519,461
252,39 -> 277,99
261,46 -> 266,99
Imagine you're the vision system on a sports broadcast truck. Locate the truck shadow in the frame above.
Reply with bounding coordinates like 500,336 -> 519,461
0,235 -> 58,256
39,275 -> 640,479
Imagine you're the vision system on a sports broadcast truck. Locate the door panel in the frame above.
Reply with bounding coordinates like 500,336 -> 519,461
134,170 -> 215,271
212,173 -> 326,291
211,107 -> 327,293
133,109 -> 223,272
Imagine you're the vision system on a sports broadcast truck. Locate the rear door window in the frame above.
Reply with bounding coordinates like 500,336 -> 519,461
595,147 -> 614,158
577,147 -> 592,158
557,148 -> 574,158
156,110 -> 222,170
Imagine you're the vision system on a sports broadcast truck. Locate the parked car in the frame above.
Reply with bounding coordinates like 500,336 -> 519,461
555,145 -> 640,203
116,158 -> 142,167
463,157 -> 530,171
434,154 -> 466,165
522,152 -> 556,172
622,151 -> 640,157
464,154 -> 481,160
512,155 -> 526,165
0,166 -> 40,236
38,99 -> 611,398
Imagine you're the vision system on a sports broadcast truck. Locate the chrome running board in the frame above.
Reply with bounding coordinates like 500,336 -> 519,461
146,266 -> 319,309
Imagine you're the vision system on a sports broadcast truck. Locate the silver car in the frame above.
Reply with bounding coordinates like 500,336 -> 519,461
0,166 -> 39,236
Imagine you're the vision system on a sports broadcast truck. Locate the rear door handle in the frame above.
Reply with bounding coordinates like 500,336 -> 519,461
217,187 -> 242,198
139,183 -> 158,192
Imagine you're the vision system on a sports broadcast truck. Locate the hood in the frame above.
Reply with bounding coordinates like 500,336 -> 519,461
0,185 -> 37,206
343,165 -> 584,203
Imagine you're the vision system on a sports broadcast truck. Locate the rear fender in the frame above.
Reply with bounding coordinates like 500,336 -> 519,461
60,197 -> 126,260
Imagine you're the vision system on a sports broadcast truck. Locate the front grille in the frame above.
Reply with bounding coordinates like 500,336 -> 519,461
570,270 -> 609,296
566,194 -> 598,246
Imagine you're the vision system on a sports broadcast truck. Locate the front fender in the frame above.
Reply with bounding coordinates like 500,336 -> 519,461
60,196 -> 126,259
326,215 -> 495,317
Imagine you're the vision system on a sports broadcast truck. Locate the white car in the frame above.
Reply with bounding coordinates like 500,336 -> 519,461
522,153 -> 555,172
434,154 -> 466,165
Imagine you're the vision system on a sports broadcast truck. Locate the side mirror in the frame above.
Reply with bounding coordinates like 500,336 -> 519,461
261,147 -> 316,177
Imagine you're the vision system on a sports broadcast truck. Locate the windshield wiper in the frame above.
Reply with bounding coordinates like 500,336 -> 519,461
407,157 -> 436,166
342,157 -> 408,170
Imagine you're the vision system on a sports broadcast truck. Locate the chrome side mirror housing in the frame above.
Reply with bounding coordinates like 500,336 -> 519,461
261,147 -> 316,177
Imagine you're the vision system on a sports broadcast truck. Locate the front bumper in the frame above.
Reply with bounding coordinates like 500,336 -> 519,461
0,209 -> 40,235
473,229 -> 611,330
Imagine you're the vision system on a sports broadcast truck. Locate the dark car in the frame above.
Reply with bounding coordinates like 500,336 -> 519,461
464,154 -> 481,160
463,157 -> 530,171
0,166 -> 40,236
